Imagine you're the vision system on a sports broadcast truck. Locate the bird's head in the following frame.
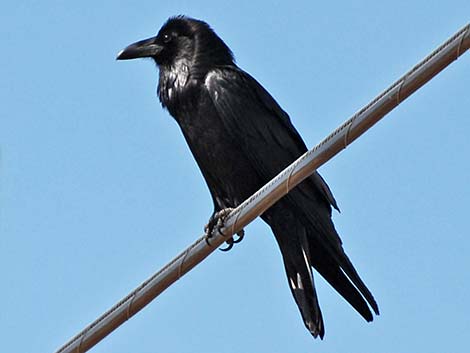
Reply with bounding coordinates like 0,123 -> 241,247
117,16 -> 234,72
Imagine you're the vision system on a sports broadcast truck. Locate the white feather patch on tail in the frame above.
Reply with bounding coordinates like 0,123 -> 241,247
296,273 -> 303,290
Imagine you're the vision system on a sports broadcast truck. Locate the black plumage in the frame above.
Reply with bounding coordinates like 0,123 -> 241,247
117,15 -> 379,338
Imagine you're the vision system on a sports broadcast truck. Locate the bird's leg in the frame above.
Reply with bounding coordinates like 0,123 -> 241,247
204,208 -> 245,251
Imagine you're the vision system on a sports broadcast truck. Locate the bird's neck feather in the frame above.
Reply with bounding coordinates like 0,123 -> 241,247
157,57 -> 205,117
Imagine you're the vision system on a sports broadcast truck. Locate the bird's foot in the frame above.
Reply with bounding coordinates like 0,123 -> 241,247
204,208 -> 234,242
204,208 -> 245,251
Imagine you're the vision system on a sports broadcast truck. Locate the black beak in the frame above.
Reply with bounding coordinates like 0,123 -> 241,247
116,36 -> 163,60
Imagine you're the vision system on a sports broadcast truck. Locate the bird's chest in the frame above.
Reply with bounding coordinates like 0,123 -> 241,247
175,92 -> 262,206
177,92 -> 237,164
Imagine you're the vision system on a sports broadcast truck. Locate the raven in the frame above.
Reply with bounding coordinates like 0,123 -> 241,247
117,15 -> 379,338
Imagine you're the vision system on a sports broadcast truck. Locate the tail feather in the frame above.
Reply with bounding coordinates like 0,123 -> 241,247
334,250 -> 380,316
309,243 -> 376,321
310,217 -> 380,317
280,236 -> 325,338
264,201 -> 378,339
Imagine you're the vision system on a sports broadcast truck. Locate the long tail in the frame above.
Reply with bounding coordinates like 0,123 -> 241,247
276,225 -> 325,338
263,201 -> 379,339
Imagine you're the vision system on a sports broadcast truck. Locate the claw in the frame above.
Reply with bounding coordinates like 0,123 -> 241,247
204,208 -> 234,238
204,207 -> 245,251
219,238 -> 234,252
232,229 -> 245,244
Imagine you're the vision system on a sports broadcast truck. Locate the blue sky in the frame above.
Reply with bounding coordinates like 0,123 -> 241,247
1,1 -> 469,352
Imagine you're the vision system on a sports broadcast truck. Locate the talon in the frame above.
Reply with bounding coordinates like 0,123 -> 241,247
232,229 -> 245,244
204,224 -> 212,246
203,207 -> 245,250
204,212 -> 223,246
219,238 -> 234,252
204,208 -> 234,238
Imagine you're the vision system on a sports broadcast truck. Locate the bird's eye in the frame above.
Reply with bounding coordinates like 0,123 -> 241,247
162,33 -> 172,43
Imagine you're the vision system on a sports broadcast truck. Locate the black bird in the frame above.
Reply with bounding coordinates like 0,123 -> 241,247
117,16 -> 379,338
